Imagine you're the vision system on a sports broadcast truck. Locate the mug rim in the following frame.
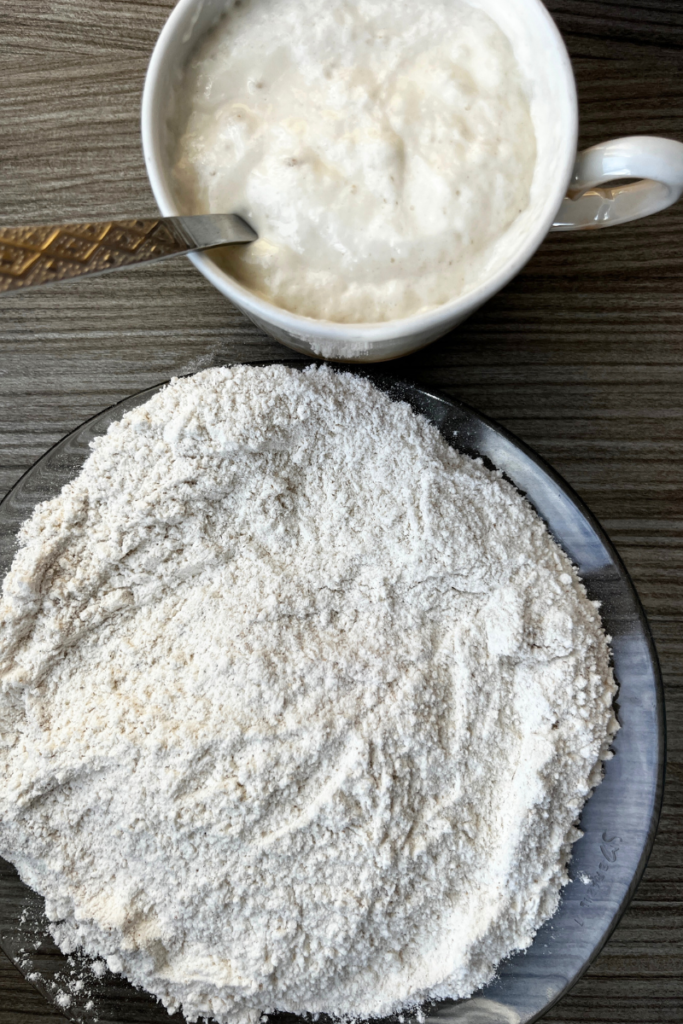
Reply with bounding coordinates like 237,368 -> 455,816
141,0 -> 579,344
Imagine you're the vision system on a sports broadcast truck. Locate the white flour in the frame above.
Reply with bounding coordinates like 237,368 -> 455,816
0,366 -> 617,1024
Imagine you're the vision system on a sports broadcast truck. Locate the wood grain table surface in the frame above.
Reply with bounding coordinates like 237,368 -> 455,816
0,1 -> 682,1021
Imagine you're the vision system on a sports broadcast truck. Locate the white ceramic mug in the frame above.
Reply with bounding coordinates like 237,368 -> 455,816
142,0 -> 683,363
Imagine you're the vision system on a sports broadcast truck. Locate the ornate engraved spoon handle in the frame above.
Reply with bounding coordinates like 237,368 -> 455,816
0,215 -> 256,294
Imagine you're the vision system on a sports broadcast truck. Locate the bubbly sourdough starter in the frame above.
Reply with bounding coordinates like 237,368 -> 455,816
171,0 -> 537,323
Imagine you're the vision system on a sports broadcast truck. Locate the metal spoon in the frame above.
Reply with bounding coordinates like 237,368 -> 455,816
0,215 -> 256,294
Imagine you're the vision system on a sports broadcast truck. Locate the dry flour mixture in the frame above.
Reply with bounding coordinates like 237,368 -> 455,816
0,366 -> 618,1024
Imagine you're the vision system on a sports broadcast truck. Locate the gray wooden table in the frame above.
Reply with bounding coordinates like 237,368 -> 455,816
1,1 -> 682,1021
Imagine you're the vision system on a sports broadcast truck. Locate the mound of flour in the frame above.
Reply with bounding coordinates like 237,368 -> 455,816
0,366 -> 617,1024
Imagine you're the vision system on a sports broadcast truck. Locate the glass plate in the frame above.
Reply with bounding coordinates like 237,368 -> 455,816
0,368 -> 665,1024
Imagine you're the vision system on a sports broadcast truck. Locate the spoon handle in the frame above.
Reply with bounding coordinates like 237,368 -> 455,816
0,215 -> 255,294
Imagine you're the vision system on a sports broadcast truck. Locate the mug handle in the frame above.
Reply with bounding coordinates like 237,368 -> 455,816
551,135 -> 683,231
